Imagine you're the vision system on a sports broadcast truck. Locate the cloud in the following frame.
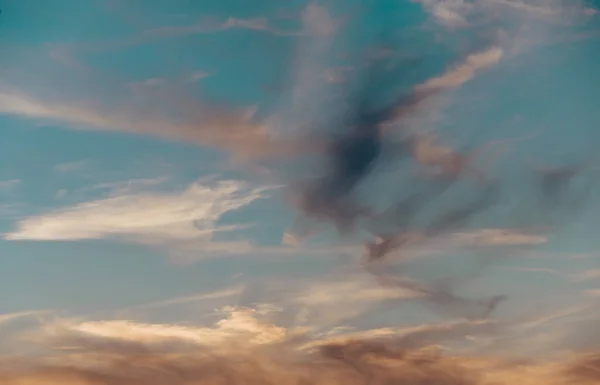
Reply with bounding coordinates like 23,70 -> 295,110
448,228 -> 547,247
585,289 -> 600,297
490,0 -> 596,20
301,3 -> 339,37
3,304 -> 600,385
0,313 -> 476,385
144,16 -> 301,40
53,160 -> 90,174
127,71 -> 211,94
287,274 -> 424,326
132,286 -> 245,310
572,269 -> 600,282
417,0 -> 472,28
322,67 -> 354,84
4,179 -> 270,245
502,266 -> 564,278
414,47 -> 504,95
41,312 -> 287,349
0,179 -> 20,192
0,311 -> 49,326
364,227 -> 548,264
562,352 -> 600,383
417,0 -> 593,29
0,86 -> 309,159
284,44 -> 506,239
88,177 -> 170,196
189,70 -> 211,82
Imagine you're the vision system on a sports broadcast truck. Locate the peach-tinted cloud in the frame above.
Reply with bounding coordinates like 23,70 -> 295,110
4,179 -> 269,244
0,86 -> 313,159
3,304 -> 600,385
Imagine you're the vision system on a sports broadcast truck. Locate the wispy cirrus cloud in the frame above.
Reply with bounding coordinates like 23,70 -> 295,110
414,46 -> 504,95
0,86 -> 308,158
86,176 -> 171,196
131,286 -> 245,312
416,0 -> 595,28
45,2 -> 336,68
144,16 -> 301,39
141,3 -> 338,41
4,179 -> 270,247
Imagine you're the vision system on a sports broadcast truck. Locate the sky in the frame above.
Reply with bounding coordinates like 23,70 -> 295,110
2,0 -> 600,384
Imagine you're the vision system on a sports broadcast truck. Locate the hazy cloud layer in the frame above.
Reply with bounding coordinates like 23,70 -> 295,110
1,1 -> 599,384
2,302 -> 600,385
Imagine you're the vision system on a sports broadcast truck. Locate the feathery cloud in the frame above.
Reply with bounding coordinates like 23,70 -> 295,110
0,86 -> 310,158
415,47 -> 504,95
4,179 -> 269,245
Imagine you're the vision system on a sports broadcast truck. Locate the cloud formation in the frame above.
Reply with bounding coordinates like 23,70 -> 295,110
0,86 -> 314,159
2,304 -> 600,385
2,2 -> 599,384
4,179 -> 268,245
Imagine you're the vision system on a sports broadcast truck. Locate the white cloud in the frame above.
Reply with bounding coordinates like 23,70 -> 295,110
4,179 -> 270,244
42,308 -> 288,350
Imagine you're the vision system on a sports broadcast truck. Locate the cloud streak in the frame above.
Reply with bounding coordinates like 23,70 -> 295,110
0,86 -> 315,159
4,179 -> 269,244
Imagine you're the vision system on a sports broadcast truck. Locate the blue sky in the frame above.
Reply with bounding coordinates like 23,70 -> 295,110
2,1 -> 600,384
